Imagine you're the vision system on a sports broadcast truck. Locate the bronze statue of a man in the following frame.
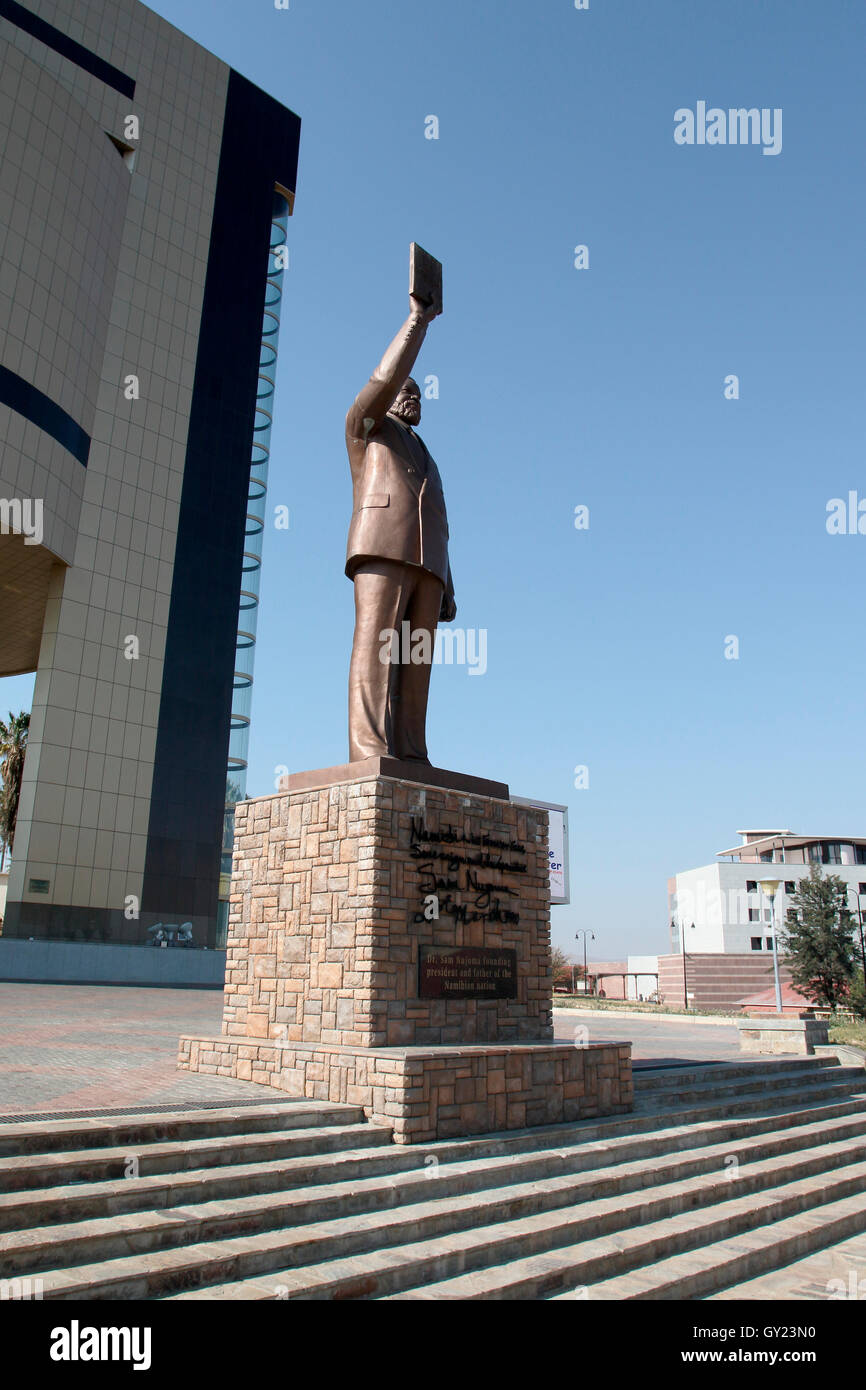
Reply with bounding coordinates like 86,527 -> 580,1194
345,285 -> 455,764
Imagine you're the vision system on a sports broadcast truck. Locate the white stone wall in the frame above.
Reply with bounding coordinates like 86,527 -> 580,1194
673,860 -> 866,954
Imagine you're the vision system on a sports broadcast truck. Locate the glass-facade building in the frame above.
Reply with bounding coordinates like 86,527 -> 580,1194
0,0 -> 300,955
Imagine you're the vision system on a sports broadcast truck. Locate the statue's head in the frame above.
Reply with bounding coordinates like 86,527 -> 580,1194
389,377 -> 422,427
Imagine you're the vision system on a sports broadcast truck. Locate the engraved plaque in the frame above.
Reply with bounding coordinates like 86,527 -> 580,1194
418,946 -> 517,1000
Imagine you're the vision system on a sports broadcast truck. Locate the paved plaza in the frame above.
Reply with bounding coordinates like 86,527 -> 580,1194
0,983 -> 291,1119
0,984 -> 746,1120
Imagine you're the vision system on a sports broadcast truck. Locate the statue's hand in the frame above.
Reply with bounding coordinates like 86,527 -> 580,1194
410,292 -> 441,324
440,593 -> 457,623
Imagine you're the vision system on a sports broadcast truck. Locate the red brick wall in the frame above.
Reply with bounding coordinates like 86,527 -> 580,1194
587,960 -> 628,999
657,953 -> 793,1011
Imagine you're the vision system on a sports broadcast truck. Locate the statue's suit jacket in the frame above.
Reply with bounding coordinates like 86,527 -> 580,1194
345,312 -> 454,607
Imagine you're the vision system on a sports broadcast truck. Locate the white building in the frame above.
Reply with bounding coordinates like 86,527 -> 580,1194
668,829 -> 866,955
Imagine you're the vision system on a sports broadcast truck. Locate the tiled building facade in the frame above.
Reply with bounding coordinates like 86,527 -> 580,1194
0,0 -> 300,950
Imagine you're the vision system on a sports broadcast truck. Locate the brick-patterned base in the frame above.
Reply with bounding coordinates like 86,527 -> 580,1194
218,775 -> 554,1048
179,769 -> 635,1142
178,1035 -> 633,1144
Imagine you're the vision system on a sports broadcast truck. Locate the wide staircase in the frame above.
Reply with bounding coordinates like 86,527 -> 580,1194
1,1056 -> 865,1300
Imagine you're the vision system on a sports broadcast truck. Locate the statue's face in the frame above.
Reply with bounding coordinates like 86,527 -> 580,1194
390,379 -> 422,426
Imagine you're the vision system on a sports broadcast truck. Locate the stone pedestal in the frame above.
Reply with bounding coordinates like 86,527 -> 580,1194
178,1035 -> 633,1144
179,766 -> 633,1141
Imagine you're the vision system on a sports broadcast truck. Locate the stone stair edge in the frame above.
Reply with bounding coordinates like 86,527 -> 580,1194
164,1160 -> 866,1304
632,1057 -> 837,1087
0,1123 -> 391,1191
632,1069 -> 865,1105
3,1064 -> 847,1170
2,1076 -> 864,1193
377,1167 -> 866,1303
0,1104 -> 373,1157
634,1068 -> 856,1098
574,1193 -> 866,1301
4,1091 -> 866,1238
25,1149 -> 866,1302
5,1120 -> 866,1277
0,1099 -> 358,1136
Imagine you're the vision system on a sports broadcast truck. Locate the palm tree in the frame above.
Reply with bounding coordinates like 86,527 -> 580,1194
0,711 -> 30,870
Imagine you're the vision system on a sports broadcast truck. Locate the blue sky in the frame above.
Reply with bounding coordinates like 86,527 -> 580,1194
4,0 -> 865,962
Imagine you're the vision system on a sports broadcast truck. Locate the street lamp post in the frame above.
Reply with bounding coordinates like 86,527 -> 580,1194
575,930 -> 595,997
759,879 -> 783,1014
675,918 -> 693,1010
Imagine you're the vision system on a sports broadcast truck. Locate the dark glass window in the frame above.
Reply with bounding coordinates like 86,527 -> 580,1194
785,881 -> 796,894
0,364 -> 90,466
746,880 -> 757,893
750,937 -> 762,951
0,0 -> 135,97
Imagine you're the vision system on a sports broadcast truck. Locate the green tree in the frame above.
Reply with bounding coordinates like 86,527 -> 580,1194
0,711 -> 30,869
779,864 -> 859,1010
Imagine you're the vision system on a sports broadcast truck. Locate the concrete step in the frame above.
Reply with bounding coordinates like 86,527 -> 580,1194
0,1102 -> 364,1159
5,1114 -> 866,1279
4,1056 -> 863,1301
33,1141 -> 866,1300
632,1065 -> 864,1111
707,1226 -> 866,1299
386,1162 -> 866,1301
3,1085 -> 864,1236
633,1076 -> 864,1125
632,1057 -> 837,1094
559,1192 -> 866,1300
164,1150 -> 866,1301
0,1121 -> 391,1192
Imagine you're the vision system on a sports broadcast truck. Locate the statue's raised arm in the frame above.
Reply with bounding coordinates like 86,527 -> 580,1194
346,294 -> 440,442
